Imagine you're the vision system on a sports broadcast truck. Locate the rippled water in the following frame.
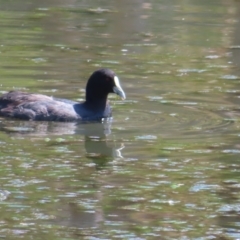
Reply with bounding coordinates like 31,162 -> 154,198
0,0 -> 240,239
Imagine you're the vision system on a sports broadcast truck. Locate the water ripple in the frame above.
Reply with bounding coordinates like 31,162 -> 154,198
122,105 -> 233,138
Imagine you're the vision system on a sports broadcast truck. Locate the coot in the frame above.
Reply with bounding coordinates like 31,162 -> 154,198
0,68 -> 126,122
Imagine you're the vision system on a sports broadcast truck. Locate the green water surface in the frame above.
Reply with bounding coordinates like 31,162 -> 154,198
0,0 -> 240,239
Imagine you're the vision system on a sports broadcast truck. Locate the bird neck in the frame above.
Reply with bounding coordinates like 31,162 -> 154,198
85,95 -> 108,110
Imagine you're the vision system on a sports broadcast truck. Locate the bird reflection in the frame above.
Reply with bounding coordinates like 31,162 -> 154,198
0,119 -> 125,228
0,119 -> 124,165
76,122 -> 124,169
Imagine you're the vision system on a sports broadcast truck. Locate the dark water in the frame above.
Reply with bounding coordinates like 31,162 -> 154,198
0,0 -> 240,239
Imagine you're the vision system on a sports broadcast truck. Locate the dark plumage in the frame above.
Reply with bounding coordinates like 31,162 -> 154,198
0,68 -> 126,122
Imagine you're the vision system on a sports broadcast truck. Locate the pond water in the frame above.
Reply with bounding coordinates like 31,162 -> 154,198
0,0 -> 240,239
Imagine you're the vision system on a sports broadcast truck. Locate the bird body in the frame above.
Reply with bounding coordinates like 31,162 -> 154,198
0,69 -> 125,122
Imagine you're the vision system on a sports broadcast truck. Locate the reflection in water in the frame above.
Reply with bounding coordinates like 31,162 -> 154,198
77,122 -> 124,169
0,119 -> 125,229
0,119 -> 124,165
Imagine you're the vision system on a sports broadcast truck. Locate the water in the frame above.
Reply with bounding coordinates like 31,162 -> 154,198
0,0 -> 240,239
